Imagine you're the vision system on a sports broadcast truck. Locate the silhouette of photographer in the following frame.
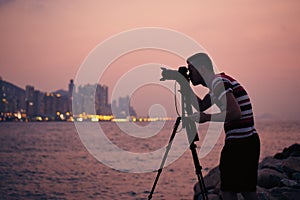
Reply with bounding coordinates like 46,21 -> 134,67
187,53 -> 260,200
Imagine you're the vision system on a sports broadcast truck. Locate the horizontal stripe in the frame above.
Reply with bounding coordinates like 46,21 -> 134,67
233,85 -> 244,92
225,126 -> 255,135
239,98 -> 250,105
240,104 -> 252,111
241,109 -> 253,115
232,85 -> 240,90
239,101 -> 251,107
224,119 -> 254,132
241,115 -> 253,120
230,80 -> 238,85
236,95 -> 249,102
226,131 -> 257,140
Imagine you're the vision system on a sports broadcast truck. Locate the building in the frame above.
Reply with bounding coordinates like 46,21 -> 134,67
68,79 -> 75,97
73,83 -> 111,115
68,79 -> 75,113
112,95 -> 137,118
0,78 -> 137,121
25,85 -> 35,117
95,84 -> 110,115
34,90 -> 44,116
44,93 -> 56,116
0,79 -> 26,117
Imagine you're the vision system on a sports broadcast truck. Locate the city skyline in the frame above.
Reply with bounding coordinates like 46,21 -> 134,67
0,77 -> 139,121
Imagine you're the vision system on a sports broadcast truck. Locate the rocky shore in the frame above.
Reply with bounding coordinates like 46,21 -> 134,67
193,144 -> 300,200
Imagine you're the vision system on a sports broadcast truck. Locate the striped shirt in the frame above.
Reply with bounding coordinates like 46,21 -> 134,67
210,73 -> 257,140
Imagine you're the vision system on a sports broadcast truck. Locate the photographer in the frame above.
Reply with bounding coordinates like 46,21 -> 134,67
187,53 -> 260,200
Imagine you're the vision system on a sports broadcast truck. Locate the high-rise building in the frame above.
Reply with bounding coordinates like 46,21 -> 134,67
44,93 -> 56,116
25,85 -> 35,117
112,95 -> 137,118
68,79 -> 75,113
0,79 -> 26,115
95,84 -> 110,115
34,90 -> 44,116
54,93 -> 69,114
100,85 -> 108,107
72,83 -> 111,115
68,79 -> 74,97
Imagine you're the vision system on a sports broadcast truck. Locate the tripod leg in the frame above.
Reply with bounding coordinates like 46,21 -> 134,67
148,117 -> 181,200
190,142 -> 208,200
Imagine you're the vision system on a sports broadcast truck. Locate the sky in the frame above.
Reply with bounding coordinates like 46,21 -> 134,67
0,0 -> 300,120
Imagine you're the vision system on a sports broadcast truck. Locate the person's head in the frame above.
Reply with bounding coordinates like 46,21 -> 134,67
186,53 -> 215,87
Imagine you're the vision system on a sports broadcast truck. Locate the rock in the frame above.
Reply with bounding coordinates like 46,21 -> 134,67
256,186 -> 268,193
269,186 -> 300,200
259,156 -> 284,173
290,151 -> 300,157
280,178 -> 298,187
203,166 -> 220,190
282,156 -> 300,175
274,148 -> 290,160
274,144 -> 300,159
207,194 -> 220,200
256,186 -> 270,200
291,172 -> 300,180
257,192 -> 271,200
258,168 -> 288,189
193,193 -> 221,200
287,144 -> 300,155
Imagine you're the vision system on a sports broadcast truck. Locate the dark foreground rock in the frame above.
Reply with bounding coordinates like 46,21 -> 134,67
193,144 -> 300,200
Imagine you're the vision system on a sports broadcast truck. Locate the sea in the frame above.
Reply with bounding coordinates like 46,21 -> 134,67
0,120 -> 299,200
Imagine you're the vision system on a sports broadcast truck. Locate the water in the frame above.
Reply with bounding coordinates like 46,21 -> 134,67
0,120 -> 299,199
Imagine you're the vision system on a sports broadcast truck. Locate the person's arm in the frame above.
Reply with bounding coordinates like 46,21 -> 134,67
189,92 -> 242,123
191,93 -> 213,112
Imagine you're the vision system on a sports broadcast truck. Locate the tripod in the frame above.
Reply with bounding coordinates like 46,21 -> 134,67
148,71 -> 208,200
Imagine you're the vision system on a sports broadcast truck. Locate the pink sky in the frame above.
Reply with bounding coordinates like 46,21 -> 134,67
1,0 -> 300,120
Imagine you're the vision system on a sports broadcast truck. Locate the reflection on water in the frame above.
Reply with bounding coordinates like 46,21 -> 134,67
0,120 -> 299,199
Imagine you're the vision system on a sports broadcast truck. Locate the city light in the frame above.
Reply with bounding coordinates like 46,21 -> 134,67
0,78 -> 175,123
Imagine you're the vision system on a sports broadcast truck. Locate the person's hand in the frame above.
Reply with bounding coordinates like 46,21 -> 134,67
188,112 -> 210,123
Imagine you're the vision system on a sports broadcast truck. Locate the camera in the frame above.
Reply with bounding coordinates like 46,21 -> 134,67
160,66 -> 189,82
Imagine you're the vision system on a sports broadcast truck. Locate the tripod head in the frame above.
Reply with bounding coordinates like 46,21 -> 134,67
160,66 -> 189,82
